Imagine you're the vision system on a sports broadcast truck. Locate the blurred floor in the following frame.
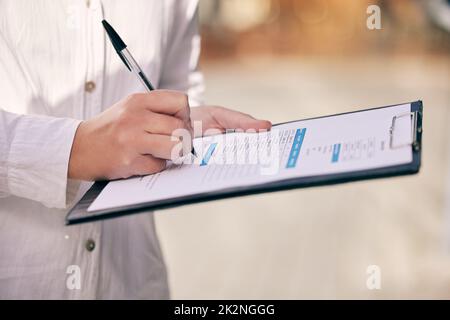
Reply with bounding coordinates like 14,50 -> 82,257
155,54 -> 450,299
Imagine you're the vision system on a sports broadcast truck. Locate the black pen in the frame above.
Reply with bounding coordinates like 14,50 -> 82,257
102,19 -> 197,157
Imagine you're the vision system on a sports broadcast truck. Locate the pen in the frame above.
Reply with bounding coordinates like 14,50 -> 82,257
102,19 -> 197,157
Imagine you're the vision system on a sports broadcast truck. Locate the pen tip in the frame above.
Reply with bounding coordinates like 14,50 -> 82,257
102,19 -> 127,52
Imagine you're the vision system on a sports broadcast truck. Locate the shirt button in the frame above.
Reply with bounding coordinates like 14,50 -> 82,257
85,81 -> 96,93
85,239 -> 96,252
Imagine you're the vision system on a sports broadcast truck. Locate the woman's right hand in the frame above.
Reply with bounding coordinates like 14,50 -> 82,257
68,90 -> 193,181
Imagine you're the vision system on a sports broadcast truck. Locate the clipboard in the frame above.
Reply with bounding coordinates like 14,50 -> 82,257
66,101 -> 423,225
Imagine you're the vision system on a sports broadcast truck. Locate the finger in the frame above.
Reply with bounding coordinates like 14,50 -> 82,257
129,90 -> 190,121
132,155 -> 167,176
213,107 -> 272,131
141,112 -> 190,137
137,133 -> 192,160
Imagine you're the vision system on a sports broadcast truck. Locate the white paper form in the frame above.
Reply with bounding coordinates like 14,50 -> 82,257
88,103 -> 413,212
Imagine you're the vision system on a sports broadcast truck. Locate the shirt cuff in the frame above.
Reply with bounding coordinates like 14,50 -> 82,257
7,114 -> 82,208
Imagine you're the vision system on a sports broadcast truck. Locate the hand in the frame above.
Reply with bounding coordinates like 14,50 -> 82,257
190,106 -> 272,136
68,91 -> 193,181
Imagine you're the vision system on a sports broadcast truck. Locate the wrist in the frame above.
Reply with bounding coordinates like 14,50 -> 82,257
68,120 -> 91,180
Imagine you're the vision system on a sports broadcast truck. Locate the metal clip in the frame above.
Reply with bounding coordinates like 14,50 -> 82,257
389,111 -> 420,151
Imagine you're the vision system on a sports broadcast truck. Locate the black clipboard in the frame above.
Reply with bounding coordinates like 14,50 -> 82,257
66,101 -> 423,225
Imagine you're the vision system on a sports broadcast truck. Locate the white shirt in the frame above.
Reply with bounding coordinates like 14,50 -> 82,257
0,0 -> 204,299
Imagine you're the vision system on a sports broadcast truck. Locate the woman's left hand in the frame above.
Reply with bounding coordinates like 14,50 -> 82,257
190,106 -> 272,137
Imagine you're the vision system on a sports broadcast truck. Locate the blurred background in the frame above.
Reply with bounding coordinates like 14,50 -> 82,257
156,0 -> 450,299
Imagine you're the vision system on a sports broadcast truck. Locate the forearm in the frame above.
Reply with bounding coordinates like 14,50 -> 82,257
0,109 -> 81,208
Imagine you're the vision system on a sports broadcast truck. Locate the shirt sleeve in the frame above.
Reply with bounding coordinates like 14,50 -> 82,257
159,0 -> 205,107
0,109 -> 82,208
